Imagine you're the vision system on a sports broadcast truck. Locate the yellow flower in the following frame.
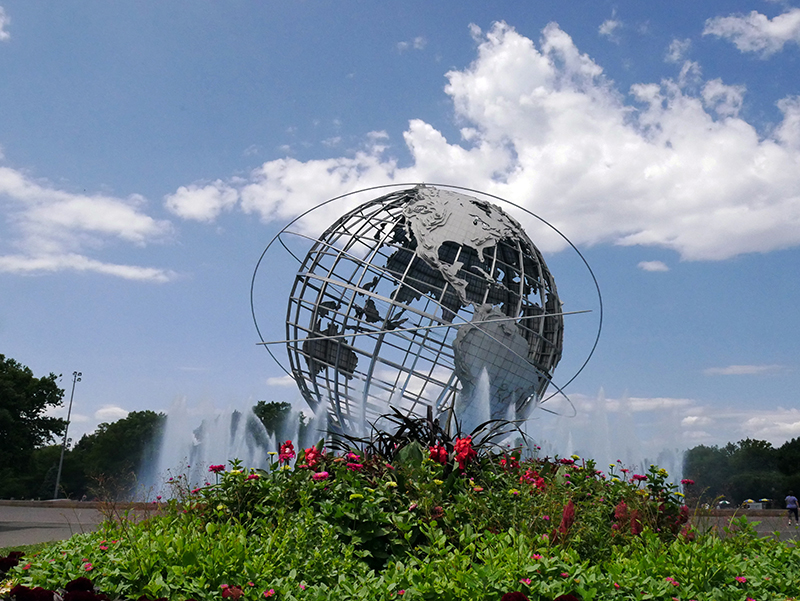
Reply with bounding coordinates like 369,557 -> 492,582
216,504 -> 225,510
279,465 -> 292,471
267,451 -> 278,456
231,469 -> 242,475
675,492 -> 685,498
433,479 -> 444,485
658,468 -> 668,477
612,477 -> 620,482
636,489 -> 649,496
350,493 -> 363,500
571,454 -> 580,460
386,481 -> 398,487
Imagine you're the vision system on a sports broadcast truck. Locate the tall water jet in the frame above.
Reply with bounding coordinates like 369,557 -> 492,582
147,397 -> 276,497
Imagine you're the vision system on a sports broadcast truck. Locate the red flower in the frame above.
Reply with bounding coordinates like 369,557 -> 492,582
453,436 -> 477,470
279,440 -> 295,463
346,463 -> 363,472
246,473 -> 260,480
304,446 -> 322,467
500,455 -> 520,470
208,464 -> 225,474
631,474 -> 647,483
222,585 -> 245,599
681,478 -> 695,486
429,443 -> 448,465
558,500 -> 576,535
312,471 -> 330,481
630,509 -> 642,535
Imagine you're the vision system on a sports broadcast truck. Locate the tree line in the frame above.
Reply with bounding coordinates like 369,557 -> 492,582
683,438 -> 800,506
0,354 -> 296,500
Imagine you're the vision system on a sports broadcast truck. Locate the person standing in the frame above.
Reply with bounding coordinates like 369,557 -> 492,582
786,491 -> 799,526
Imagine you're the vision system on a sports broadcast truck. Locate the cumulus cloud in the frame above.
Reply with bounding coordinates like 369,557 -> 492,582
702,79 -> 746,117
704,7 -> 800,56
94,405 -> 129,422
638,260 -> 669,272
665,38 -> 691,63
703,364 -> 787,376
0,6 -> 9,42
0,166 -> 175,281
167,21 -> 800,263
164,180 -> 239,222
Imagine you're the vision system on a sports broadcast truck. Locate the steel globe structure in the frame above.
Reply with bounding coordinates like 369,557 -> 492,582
255,185 -> 568,435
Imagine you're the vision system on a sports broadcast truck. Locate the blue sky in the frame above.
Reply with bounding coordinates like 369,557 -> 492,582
2,1 -> 800,465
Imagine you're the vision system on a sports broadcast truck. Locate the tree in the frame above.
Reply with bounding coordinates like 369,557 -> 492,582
62,410 -> 166,500
253,401 -> 292,438
0,355 -> 65,498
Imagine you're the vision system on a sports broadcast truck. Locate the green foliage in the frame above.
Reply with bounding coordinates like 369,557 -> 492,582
7,429 -> 800,600
0,355 -> 65,498
684,438 -> 793,504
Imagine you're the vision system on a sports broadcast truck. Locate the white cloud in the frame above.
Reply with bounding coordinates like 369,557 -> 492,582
168,21 -> 800,264
638,260 -> 669,272
665,38 -> 691,63
397,36 -> 427,52
321,136 -> 342,148
266,374 -> 297,387
704,8 -> 800,56
702,79 -> 746,117
0,6 -> 10,42
703,364 -> 787,376
599,18 -> 622,42
94,405 -> 129,422
164,180 -> 239,222
0,166 -> 175,281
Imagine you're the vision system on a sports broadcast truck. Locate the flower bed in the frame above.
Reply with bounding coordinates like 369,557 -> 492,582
2,434 -> 799,600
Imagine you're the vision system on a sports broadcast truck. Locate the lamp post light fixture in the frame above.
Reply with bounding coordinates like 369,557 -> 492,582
53,370 -> 81,500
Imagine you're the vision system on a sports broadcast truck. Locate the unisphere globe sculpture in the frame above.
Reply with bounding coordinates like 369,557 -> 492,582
260,185 -> 565,435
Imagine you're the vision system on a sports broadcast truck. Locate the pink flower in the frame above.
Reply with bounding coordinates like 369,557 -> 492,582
209,464 -> 225,474
346,452 -> 361,461
613,583 -> 620,589
398,590 -> 405,595
312,471 -> 330,481
346,462 -> 363,472
681,478 -> 695,486
560,572 -> 569,578
531,554 -> 542,560
264,589 -> 275,597
99,545 -> 108,550
519,578 -> 532,585
735,576 -> 747,583
83,562 -> 93,571
632,474 -> 647,483
246,473 -> 260,480
279,440 -> 296,463
299,584 -> 306,590
22,563 -> 31,570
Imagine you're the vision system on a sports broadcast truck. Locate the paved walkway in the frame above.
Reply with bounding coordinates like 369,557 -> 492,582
0,501 -> 108,549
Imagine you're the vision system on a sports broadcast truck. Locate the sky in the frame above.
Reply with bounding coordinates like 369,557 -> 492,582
2,1 -> 800,466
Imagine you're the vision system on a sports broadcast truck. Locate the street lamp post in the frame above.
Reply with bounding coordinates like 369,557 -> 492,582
53,371 -> 82,499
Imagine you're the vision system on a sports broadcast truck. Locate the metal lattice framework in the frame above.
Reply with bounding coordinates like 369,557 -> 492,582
279,185 -> 564,433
